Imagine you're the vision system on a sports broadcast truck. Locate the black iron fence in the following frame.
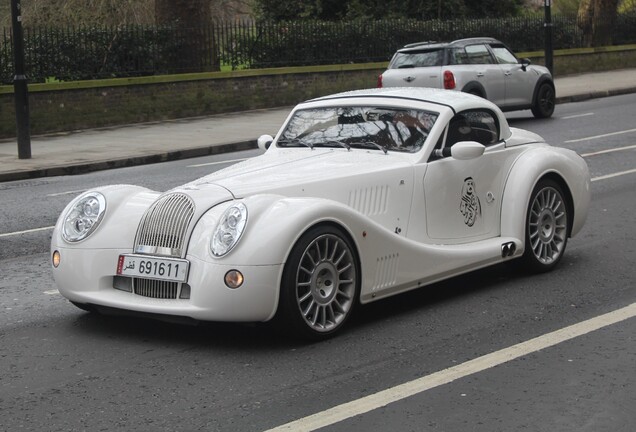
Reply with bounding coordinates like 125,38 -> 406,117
1,13 -> 635,84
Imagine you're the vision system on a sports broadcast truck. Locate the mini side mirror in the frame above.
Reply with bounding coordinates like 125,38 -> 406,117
520,57 -> 532,71
450,141 -> 485,160
257,134 -> 274,151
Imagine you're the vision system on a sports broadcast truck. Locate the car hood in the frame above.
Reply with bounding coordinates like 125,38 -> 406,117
180,149 -> 413,200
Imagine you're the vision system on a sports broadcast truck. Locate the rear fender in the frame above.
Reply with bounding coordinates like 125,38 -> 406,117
461,81 -> 487,98
500,147 -> 590,248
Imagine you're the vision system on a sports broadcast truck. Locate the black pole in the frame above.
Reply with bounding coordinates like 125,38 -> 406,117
10,0 -> 31,159
544,0 -> 554,75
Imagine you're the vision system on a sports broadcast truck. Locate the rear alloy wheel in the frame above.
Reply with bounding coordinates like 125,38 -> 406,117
280,226 -> 359,340
531,83 -> 555,118
521,180 -> 569,273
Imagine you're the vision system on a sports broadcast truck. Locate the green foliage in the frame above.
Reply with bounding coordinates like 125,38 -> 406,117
2,12 -> 636,84
253,0 -> 524,20
554,0 -> 582,14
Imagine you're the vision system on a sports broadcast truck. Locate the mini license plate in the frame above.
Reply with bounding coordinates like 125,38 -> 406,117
116,254 -> 189,283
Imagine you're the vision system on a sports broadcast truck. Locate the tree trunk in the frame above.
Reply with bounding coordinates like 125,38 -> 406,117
577,0 -> 594,47
578,0 -> 619,47
155,0 -> 219,73
591,0 -> 619,46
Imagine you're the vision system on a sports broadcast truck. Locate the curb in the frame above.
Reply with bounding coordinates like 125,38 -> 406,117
555,86 -> 636,104
0,140 -> 257,183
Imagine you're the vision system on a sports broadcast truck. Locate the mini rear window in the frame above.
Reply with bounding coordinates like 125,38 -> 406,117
389,49 -> 444,69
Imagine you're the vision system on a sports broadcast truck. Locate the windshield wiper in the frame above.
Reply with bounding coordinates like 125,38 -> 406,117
349,141 -> 388,154
314,140 -> 351,151
277,138 -> 313,149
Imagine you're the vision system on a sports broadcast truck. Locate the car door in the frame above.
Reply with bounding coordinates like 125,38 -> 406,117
456,44 -> 506,106
423,109 -> 519,243
490,44 -> 536,107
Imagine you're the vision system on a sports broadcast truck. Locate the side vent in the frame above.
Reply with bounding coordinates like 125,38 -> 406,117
348,186 -> 390,216
372,253 -> 399,291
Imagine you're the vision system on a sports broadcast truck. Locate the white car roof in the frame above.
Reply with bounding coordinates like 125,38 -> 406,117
306,87 -> 512,140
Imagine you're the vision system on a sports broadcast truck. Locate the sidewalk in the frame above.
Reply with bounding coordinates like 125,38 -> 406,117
1,69 -> 635,183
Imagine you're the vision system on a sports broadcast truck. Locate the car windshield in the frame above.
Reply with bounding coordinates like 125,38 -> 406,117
389,49 -> 443,68
278,106 -> 438,153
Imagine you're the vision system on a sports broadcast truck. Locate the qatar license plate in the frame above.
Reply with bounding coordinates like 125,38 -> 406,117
116,254 -> 189,283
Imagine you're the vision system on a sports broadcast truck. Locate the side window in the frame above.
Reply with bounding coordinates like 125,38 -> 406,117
464,44 -> 494,65
491,45 -> 518,65
449,48 -> 469,65
444,110 -> 500,148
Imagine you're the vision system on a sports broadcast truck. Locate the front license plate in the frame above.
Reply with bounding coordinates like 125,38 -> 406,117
116,254 -> 189,283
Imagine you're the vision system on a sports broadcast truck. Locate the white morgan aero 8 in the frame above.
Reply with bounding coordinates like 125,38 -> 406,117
51,88 -> 590,339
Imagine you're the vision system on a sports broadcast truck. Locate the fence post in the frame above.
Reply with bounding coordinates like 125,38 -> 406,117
10,0 -> 31,159
544,0 -> 554,75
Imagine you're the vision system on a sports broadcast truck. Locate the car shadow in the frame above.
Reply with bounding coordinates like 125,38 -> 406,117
350,262 -> 524,332
66,261 -> 532,350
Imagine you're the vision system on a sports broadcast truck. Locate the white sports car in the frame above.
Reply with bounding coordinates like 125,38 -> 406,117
51,88 -> 590,339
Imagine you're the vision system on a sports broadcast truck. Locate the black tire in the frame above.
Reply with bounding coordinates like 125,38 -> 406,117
278,225 -> 360,340
531,83 -> 555,118
520,179 -> 569,273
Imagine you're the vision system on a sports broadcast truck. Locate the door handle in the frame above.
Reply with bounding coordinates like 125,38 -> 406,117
476,72 -> 484,77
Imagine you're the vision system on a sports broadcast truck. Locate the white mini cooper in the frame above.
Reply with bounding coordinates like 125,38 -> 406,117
378,37 -> 556,118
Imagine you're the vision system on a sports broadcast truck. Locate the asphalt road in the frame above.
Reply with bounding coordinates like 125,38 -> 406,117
1,94 -> 635,431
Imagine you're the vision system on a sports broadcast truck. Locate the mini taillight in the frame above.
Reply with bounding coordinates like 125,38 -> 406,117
443,70 -> 456,89
377,74 -> 383,88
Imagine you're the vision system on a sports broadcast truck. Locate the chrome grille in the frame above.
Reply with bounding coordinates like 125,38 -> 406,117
134,193 -> 195,257
133,278 -> 178,299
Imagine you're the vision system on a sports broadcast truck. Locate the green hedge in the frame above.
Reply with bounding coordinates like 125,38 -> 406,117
1,13 -> 635,84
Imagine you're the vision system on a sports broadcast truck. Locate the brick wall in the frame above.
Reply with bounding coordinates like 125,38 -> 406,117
0,66 -> 382,139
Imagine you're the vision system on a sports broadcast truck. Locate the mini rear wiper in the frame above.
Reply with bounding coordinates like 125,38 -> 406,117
397,65 -> 415,69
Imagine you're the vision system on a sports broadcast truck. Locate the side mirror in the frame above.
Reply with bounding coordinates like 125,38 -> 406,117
257,134 -> 274,151
450,141 -> 485,160
520,57 -> 531,71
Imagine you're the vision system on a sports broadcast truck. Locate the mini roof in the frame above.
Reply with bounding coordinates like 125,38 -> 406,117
399,37 -> 501,51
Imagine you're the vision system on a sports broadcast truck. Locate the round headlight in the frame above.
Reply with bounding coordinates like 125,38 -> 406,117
62,191 -> 106,242
211,203 -> 248,257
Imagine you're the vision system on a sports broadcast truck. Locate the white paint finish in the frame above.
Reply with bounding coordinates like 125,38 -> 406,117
565,128 -> 636,143
580,144 -> 636,157
0,226 -> 54,238
591,168 -> 636,182
561,112 -> 594,120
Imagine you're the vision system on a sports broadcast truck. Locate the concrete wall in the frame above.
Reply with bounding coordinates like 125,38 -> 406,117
1,45 -> 635,139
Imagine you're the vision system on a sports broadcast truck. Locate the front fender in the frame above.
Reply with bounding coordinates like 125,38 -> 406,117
187,194 -> 369,266
532,74 -> 554,104
51,185 -> 159,251
500,146 -> 590,245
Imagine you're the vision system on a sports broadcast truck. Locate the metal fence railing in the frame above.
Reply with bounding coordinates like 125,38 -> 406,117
1,13 -> 635,84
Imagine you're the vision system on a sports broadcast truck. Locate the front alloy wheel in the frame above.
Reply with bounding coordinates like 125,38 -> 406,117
522,180 -> 569,272
280,226 -> 359,339
531,83 -> 555,118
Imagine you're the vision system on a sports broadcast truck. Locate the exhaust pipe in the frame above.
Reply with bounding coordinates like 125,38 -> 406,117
501,242 -> 516,258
